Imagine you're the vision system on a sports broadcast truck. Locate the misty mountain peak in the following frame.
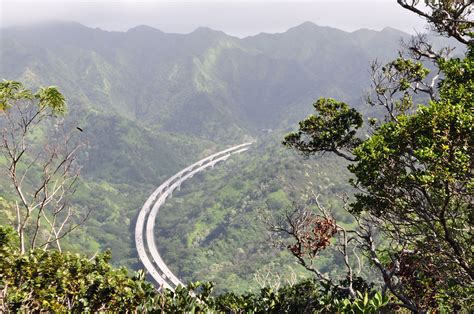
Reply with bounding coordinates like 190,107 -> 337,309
287,21 -> 340,34
292,21 -> 319,30
127,25 -> 164,35
380,26 -> 407,36
191,27 -> 226,37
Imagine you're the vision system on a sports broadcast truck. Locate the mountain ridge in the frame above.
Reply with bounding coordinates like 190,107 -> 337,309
1,20 -> 411,138
0,20 -> 410,38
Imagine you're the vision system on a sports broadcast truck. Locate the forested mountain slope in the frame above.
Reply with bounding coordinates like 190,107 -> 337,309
0,21 -> 408,133
0,21 -> 409,290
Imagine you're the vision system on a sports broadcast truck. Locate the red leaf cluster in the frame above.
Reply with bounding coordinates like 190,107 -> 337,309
288,216 -> 338,259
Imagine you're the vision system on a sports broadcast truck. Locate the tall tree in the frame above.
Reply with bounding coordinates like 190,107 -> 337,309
282,0 -> 473,311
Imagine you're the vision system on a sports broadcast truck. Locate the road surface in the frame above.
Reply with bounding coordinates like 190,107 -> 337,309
135,142 -> 252,290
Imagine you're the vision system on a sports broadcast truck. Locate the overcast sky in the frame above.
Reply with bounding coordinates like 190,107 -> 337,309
1,1 -> 428,37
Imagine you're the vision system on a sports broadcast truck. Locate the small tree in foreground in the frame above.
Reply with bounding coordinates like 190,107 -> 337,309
0,80 -> 87,254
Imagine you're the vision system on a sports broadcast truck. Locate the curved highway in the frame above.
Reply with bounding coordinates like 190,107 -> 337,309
135,142 -> 252,290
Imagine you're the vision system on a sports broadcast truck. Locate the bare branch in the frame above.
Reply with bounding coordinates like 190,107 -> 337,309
0,86 -> 86,254
397,0 -> 474,45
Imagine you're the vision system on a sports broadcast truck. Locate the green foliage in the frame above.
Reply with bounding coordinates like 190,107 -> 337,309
0,225 -> 17,251
349,54 -> 473,296
397,0 -> 473,45
0,80 -> 32,110
437,45 -> 474,104
0,228 -> 155,312
36,86 -> 66,114
350,96 -> 472,214
377,58 -> 431,114
210,278 -> 389,313
333,291 -> 389,314
283,11 -> 473,313
386,58 -> 430,91
0,80 -> 65,113
283,98 -> 363,160
1,227 -> 390,312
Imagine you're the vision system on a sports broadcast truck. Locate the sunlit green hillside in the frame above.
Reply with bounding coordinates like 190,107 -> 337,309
0,21 -> 408,285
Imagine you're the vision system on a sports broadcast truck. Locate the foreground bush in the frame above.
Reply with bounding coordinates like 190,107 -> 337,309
1,225 -> 392,313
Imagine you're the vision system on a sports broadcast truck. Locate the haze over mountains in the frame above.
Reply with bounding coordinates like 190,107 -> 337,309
1,21 -> 408,140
